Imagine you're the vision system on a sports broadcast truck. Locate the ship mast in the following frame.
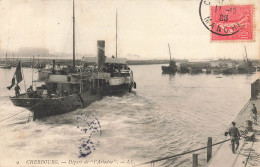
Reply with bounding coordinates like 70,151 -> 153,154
72,0 -> 76,69
244,46 -> 248,62
168,43 -> 172,61
116,9 -> 118,58
5,52 -> 7,66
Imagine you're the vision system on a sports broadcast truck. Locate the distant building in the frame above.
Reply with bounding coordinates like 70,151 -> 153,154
18,47 -> 49,57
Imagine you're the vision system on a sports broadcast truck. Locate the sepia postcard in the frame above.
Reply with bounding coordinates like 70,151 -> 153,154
0,0 -> 259,166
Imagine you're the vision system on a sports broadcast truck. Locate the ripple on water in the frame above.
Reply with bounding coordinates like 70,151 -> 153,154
0,66 -> 257,166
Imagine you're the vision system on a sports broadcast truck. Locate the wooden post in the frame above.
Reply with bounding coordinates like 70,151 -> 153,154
192,154 -> 198,167
245,120 -> 253,132
207,137 -> 212,162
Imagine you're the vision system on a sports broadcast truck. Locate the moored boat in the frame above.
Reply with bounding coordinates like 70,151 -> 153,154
0,65 -> 12,69
222,67 -> 238,75
237,46 -> 256,74
216,74 -> 222,78
0,52 -> 12,69
162,43 -> 178,74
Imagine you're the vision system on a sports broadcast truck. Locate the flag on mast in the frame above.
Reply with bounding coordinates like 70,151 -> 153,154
15,62 -> 22,83
7,62 -> 23,90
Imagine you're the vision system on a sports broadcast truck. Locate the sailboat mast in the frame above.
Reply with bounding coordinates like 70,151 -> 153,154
72,0 -> 76,69
116,9 -> 118,58
5,52 -> 7,65
244,46 -> 248,62
32,55 -> 34,88
168,43 -> 172,61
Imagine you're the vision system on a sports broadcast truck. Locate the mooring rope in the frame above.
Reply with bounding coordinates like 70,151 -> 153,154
0,110 -> 26,123
136,139 -> 231,166
0,99 -> 44,123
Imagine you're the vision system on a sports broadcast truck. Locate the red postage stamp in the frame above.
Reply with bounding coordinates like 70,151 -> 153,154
210,5 -> 254,41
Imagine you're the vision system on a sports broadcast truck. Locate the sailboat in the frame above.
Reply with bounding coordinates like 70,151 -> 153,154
161,43 -> 178,74
237,46 -> 256,74
9,0 -> 136,120
216,73 -> 222,78
0,52 -> 12,69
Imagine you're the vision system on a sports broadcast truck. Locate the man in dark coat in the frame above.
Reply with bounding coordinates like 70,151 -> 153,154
251,104 -> 258,124
229,121 -> 240,154
14,84 -> 21,97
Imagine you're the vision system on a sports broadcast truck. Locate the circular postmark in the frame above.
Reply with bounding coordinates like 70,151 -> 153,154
199,0 -> 248,36
75,113 -> 102,158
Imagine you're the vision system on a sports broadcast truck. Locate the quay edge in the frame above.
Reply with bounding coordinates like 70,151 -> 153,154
208,79 -> 260,167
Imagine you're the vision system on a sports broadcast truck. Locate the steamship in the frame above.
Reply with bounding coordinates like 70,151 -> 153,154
9,0 -> 136,120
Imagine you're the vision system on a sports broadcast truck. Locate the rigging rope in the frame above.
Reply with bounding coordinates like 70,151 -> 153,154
0,99 -> 45,123
0,110 -> 26,123
76,24 -> 87,57
62,21 -> 73,57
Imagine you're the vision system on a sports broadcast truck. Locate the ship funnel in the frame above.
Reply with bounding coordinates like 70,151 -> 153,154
97,40 -> 106,70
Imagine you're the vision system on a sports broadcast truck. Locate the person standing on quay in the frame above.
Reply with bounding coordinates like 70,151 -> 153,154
228,121 -> 240,154
251,104 -> 258,124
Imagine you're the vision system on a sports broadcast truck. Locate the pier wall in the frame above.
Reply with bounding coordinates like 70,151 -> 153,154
251,79 -> 260,99
208,79 -> 260,167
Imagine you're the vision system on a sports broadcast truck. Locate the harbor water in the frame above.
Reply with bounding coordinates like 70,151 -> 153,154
0,64 -> 258,167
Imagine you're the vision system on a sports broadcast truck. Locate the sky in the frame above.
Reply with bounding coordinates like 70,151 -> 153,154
0,0 -> 259,60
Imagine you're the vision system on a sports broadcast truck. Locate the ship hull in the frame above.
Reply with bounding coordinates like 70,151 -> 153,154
161,66 -> 177,74
101,84 -> 133,94
237,66 -> 256,74
10,97 -> 43,108
29,91 -> 102,120
10,84 -> 133,120
222,67 -> 238,75
189,68 -> 203,74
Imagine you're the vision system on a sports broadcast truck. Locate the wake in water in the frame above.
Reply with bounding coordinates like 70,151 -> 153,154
0,66 -> 258,166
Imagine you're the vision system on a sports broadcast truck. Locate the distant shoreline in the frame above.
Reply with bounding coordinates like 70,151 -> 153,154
0,58 -> 259,68
0,58 -> 189,67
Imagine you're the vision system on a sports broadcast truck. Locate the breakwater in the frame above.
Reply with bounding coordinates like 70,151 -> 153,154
0,58 -> 81,68
0,58 -> 189,68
